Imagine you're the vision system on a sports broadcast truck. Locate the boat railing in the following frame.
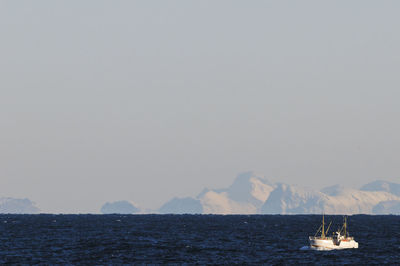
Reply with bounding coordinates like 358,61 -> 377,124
309,236 -> 333,240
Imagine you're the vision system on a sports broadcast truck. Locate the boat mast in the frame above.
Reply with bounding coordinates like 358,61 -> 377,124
321,214 -> 325,238
344,216 -> 347,237
326,221 -> 332,235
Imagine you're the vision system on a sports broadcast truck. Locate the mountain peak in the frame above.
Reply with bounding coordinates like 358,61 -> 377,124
232,171 -> 272,185
159,197 -> 203,214
227,171 -> 275,204
0,197 -> 40,214
100,201 -> 140,214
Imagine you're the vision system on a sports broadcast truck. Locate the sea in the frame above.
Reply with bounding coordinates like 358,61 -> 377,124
0,214 -> 399,265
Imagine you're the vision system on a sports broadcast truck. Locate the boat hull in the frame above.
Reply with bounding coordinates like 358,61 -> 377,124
309,238 -> 358,250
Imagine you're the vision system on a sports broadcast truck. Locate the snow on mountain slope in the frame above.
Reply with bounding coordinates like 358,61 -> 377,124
153,174 -> 400,214
156,172 -> 275,214
0,197 -> 40,214
159,197 -> 203,214
225,172 -> 275,205
360,180 -> 400,196
323,189 -> 400,214
260,183 -> 328,214
372,200 -> 400,214
261,184 -> 400,214
198,172 -> 275,214
320,184 -> 352,196
199,190 -> 257,214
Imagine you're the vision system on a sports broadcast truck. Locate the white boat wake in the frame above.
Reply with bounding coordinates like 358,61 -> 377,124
300,245 -> 337,251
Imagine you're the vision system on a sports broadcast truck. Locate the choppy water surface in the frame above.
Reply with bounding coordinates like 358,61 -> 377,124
0,214 -> 399,264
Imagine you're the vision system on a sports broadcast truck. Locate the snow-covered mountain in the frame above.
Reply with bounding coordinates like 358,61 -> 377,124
0,197 -> 40,214
260,184 -> 400,214
159,197 -> 203,214
360,180 -> 400,196
159,172 -> 275,214
157,172 -> 400,215
100,201 -> 140,214
198,172 -> 275,214
372,200 -> 400,214
260,183 -> 327,214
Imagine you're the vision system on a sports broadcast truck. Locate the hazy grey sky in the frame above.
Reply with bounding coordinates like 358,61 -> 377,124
1,1 -> 399,213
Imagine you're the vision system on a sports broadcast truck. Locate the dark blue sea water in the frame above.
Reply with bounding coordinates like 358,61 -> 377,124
0,214 -> 399,265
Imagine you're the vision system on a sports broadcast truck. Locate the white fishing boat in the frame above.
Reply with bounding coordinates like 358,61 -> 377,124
309,215 -> 358,250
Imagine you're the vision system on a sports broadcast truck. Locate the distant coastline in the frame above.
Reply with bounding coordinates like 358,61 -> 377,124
3,172 -> 399,215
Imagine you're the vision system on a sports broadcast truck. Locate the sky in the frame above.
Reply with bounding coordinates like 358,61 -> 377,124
1,1 -> 399,213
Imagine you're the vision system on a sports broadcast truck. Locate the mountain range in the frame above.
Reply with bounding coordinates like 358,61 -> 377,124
157,172 -> 400,215
1,172 -> 399,214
